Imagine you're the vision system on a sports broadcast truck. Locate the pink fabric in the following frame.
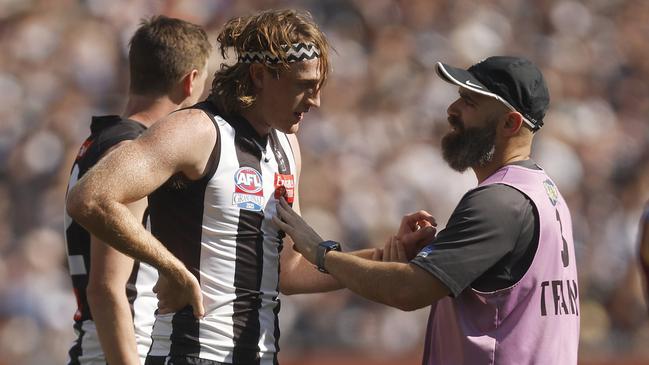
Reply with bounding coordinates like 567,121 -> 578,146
423,165 -> 580,365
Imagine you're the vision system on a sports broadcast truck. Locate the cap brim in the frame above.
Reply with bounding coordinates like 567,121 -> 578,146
435,61 -> 538,130
435,62 -> 496,98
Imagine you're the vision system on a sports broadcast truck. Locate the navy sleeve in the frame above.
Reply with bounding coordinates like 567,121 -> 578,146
94,123 -> 144,157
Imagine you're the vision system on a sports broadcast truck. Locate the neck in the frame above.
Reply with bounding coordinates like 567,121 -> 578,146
240,104 -> 272,137
122,94 -> 181,128
472,144 -> 531,183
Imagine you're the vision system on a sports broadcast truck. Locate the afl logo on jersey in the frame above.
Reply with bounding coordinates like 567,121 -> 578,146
234,167 -> 263,193
233,167 -> 265,212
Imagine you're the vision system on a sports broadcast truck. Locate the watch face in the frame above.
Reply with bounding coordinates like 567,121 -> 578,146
317,241 -> 341,273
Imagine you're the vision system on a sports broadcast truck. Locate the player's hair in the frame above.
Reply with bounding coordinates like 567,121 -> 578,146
128,15 -> 211,95
209,9 -> 330,115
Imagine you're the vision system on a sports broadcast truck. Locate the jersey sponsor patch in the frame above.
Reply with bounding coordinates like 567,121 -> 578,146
274,173 -> 295,203
233,167 -> 264,211
543,179 -> 559,206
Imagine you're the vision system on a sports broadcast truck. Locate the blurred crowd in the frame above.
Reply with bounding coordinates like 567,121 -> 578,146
1,0 -> 648,363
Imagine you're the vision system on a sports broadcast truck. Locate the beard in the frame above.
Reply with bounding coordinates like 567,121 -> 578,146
441,115 -> 498,172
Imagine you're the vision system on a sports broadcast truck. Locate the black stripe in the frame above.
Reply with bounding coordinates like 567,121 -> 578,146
126,260 -> 140,318
231,129 -> 265,365
144,355 -> 166,365
67,321 -> 85,365
147,101 -> 221,357
269,131 -> 293,363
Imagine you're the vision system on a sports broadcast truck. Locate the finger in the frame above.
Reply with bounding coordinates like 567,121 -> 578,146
191,287 -> 205,319
272,215 -> 293,234
390,236 -> 399,262
382,237 -> 392,262
400,210 -> 435,233
411,225 -> 437,243
417,216 -> 437,228
371,248 -> 382,261
396,239 -> 407,262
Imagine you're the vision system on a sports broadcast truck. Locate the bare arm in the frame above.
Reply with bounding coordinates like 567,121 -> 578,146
84,141 -> 146,364
67,109 -> 216,317
279,133 -> 347,294
274,196 -> 445,309
324,251 -> 449,311
87,198 -> 146,365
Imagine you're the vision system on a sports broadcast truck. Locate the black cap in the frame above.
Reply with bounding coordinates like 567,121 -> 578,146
436,56 -> 549,131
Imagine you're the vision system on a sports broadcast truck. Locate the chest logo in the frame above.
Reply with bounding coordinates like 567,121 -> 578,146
233,167 -> 264,211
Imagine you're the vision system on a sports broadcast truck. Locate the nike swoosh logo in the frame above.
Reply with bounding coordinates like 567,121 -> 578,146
465,80 -> 482,89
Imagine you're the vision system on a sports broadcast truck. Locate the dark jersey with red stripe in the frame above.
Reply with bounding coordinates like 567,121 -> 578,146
65,116 -> 160,364
64,115 -> 147,323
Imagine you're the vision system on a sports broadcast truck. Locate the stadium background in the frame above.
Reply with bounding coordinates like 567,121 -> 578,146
1,0 -> 648,364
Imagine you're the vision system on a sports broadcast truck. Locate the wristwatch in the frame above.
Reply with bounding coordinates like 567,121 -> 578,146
316,240 -> 341,273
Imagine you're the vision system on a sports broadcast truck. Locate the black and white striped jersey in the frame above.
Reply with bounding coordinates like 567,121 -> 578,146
65,115 -> 158,365
146,101 -> 296,364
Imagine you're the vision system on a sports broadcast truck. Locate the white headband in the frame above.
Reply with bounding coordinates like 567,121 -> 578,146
238,42 -> 321,64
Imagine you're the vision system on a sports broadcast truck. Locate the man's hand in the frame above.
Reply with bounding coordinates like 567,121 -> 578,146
273,197 -> 323,263
372,236 -> 409,263
396,211 -> 437,260
154,268 -> 205,319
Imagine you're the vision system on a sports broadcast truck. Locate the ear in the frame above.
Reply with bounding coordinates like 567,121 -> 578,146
502,112 -> 524,137
181,69 -> 200,97
249,63 -> 266,89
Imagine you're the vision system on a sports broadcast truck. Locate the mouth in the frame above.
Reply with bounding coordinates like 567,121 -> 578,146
293,112 -> 304,122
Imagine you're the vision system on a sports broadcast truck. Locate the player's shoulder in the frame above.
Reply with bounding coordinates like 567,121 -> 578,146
85,116 -> 145,159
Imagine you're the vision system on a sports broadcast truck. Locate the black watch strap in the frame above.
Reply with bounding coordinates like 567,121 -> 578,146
316,240 -> 341,274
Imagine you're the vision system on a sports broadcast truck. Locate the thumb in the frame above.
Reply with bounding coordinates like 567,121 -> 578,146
412,225 -> 436,242
192,289 -> 205,319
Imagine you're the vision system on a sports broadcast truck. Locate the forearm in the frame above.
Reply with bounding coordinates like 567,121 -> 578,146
88,287 -> 140,365
324,251 -> 446,311
72,197 -> 184,277
281,248 -> 376,294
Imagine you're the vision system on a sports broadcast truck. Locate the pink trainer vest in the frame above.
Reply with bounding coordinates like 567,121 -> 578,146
422,164 -> 580,365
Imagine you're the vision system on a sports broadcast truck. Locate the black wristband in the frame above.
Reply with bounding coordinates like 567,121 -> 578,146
316,240 -> 341,273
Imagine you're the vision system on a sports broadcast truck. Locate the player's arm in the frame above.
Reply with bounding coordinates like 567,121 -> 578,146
85,142 -> 145,365
278,135 -> 436,295
278,134 -> 347,294
275,196 -> 448,309
87,198 -> 146,365
67,109 -> 216,317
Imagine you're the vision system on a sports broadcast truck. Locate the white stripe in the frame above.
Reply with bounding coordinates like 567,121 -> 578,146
67,254 -> 87,275
198,117 -> 240,362
72,321 -> 105,365
132,262 -> 158,362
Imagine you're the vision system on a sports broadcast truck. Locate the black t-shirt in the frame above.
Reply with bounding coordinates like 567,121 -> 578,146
411,160 -> 540,296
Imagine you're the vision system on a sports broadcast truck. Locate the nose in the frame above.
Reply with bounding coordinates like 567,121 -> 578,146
306,88 -> 321,109
447,98 -> 461,117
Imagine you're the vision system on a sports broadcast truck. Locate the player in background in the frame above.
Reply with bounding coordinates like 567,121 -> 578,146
64,16 -> 211,365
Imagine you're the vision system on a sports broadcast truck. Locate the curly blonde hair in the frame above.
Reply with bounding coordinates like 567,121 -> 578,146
209,9 -> 330,115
